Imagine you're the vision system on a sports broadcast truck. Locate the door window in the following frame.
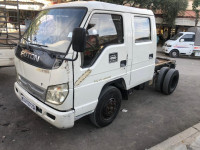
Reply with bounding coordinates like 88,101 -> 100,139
180,34 -> 195,42
82,13 -> 124,67
134,17 -> 151,43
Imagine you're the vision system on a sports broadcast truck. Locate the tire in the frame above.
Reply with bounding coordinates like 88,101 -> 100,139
90,86 -> 122,127
155,67 -> 169,92
170,50 -> 179,58
162,69 -> 179,95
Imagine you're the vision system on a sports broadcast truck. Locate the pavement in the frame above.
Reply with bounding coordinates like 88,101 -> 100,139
157,46 -> 163,52
149,123 -> 200,150
0,52 -> 200,150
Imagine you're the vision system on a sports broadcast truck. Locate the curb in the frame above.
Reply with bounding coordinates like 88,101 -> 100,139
148,123 -> 200,150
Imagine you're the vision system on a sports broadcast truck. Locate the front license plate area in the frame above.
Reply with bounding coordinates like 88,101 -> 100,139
21,95 -> 36,112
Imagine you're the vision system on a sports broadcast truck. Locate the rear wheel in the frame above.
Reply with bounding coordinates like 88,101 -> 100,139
162,69 -> 179,95
90,86 -> 122,127
155,67 -> 169,92
170,50 -> 179,58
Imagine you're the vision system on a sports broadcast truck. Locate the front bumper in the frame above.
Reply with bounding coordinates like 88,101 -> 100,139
14,82 -> 75,129
162,46 -> 169,53
162,46 -> 173,54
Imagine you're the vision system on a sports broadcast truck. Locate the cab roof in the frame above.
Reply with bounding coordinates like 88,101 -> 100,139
45,1 -> 154,16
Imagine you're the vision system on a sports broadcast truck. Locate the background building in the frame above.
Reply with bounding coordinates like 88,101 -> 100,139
155,0 -> 199,44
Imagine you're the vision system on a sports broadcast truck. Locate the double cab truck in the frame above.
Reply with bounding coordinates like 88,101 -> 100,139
14,1 -> 179,129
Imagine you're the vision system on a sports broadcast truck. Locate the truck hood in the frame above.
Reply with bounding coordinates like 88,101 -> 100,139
165,40 -> 176,46
15,45 -> 72,103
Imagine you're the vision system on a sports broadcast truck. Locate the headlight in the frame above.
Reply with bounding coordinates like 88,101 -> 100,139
167,45 -> 172,47
46,83 -> 69,105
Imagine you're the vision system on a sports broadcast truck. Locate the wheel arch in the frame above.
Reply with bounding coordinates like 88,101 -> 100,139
172,49 -> 179,52
99,78 -> 128,100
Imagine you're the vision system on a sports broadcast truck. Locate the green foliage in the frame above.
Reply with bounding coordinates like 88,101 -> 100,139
193,0 -> 200,26
125,0 -> 160,10
160,0 -> 188,27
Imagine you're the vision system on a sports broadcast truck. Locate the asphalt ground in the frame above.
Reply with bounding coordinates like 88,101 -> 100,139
0,53 -> 200,150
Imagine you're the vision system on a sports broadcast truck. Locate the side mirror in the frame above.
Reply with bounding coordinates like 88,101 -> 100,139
180,39 -> 184,42
72,28 -> 86,53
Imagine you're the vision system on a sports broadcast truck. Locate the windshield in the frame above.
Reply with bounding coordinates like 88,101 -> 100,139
22,8 -> 87,53
170,33 -> 183,40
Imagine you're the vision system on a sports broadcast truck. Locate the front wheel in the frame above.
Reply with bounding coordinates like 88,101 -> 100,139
90,86 -> 122,127
170,50 -> 179,58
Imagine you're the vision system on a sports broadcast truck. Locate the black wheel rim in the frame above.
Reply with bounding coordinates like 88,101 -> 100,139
102,98 -> 118,120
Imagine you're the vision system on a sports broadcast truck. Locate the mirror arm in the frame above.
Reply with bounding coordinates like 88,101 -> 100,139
57,52 -> 79,61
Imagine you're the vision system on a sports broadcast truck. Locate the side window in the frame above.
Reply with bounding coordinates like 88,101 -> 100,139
180,34 -> 195,42
134,17 -> 151,43
82,13 -> 124,67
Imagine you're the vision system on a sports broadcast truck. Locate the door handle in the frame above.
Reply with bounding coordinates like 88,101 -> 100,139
149,53 -> 153,59
120,60 -> 127,67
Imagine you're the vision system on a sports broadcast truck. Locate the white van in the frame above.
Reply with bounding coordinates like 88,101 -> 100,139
163,28 -> 200,57
162,32 -> 195,57
14,1 -> 179,129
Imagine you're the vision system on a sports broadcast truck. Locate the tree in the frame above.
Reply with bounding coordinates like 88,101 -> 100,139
160,0 -> 188,28
193,0 -> 200,27
124,0 -> 160,10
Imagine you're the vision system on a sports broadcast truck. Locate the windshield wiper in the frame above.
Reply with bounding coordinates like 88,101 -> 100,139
22,37 -> 48,48
29,43 -> 48,48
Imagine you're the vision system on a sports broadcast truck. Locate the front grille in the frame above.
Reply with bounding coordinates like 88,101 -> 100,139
18,75 -> 46,102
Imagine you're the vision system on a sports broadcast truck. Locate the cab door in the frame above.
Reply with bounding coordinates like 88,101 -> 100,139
178,34 -> 195,55
73,11 -> 128,116
129,15 -> 156,87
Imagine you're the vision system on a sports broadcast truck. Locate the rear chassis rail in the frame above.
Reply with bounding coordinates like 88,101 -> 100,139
147,57 -> 177,87
155,57 -> 176,72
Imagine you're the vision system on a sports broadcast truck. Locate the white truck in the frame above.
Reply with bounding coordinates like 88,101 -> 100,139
14,1 -> 179,129
162,27 -> 200,57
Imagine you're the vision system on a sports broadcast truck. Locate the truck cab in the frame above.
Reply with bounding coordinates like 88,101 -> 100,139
162,32 -> 195,57
14,1 -> 179,129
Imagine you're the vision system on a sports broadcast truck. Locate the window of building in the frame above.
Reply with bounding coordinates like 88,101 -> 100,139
180,34 -> 195,42
134,17 -> 151,43
82,13 -> 124,67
